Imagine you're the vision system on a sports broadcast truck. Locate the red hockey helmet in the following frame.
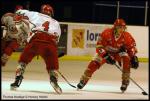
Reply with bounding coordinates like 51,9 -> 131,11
113,19 -> 126,38
114,18 -> 126,27
41,4 -> 54,16
15,5 -> 23,12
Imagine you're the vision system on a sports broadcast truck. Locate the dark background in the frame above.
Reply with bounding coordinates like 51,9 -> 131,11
1,0 -> 149,26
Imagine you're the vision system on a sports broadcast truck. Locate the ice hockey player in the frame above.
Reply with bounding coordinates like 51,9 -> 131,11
10,4 -> 62,94
1,6 -> 30,67
77,18 -> 139,93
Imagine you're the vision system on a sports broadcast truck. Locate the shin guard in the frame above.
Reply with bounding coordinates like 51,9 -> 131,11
77,60 -> 100,89
120,72 -> 130,92
10,62 -> 26,90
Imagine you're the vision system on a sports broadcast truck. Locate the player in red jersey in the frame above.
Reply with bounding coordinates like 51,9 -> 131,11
77,19 -> 139,93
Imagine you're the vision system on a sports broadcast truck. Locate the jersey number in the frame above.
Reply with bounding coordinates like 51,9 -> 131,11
42,21 -> 50,31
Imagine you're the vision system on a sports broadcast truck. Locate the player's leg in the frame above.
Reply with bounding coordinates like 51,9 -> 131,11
49,70 -> 62,94
120,55 -> 130,92
10,62 -> 26,90
77,53 -> 105,89
1,40 -> 19,67
41,43 -> 62,94
10,42 -> 36,90
1,53 -> 10,66
77,60 -> 100,89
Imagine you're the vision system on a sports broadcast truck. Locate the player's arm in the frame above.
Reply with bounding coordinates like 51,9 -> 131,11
52,21 -> 61,43
125,32 -> 139,69
1,26 -> 7,38
15,9 -> 38,20
96,31 -> 115,64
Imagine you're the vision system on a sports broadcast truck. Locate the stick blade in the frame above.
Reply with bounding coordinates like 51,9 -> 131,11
70,84 -> 76,88
142,92 -> 148,95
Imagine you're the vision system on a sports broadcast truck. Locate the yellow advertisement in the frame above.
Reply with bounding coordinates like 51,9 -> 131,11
72,29 -> 85,48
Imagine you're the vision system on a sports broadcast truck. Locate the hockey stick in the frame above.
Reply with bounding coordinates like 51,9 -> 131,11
114,63 -> 148,95
57,70 -> 76,88
58,52 -> 76,88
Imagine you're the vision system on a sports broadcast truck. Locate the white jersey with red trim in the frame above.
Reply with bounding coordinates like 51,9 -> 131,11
16,9 -> 61,42
1,13 -> 30,45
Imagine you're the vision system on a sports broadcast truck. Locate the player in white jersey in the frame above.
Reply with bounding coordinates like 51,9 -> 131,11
10,4 -> 62,94
16,7 -> 61,43
1,12 -> 31,67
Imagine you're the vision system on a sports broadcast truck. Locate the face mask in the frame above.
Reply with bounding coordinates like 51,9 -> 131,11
114,26 -> 126,38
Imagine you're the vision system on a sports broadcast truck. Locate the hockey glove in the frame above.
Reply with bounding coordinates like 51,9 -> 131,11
119,46 -> 126,53
131,56 -> 139,69
118,46 -> 128,57
103,53 -> 116,65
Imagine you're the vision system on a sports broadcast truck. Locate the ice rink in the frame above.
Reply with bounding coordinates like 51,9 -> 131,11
1,59 -> 149,100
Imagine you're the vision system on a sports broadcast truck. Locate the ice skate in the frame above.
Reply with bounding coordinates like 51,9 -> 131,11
10,75 -> 23,90
50,75 -> 62,94
77,80 -> 86,90
120,72 -> 130,93
77,72 -> 91,90
120,84 -> 128,93
10,82 -> 19,90
120,80 -> 129,93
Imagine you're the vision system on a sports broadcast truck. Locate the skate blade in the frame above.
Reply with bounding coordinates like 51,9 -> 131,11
10,86 -> 17,91
77,88 -> 81,91
121,91 -> 125,93
53,87 -> 62,94
50,82 -> 62,94
121,90 -> 126,94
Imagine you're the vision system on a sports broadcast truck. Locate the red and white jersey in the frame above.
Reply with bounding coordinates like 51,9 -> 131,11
16,9 -> 61,42
96,28 -> 137,58
1,13 -> 30,45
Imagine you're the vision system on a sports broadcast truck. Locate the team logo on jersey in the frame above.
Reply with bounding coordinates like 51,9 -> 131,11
72,29 -> 85,48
